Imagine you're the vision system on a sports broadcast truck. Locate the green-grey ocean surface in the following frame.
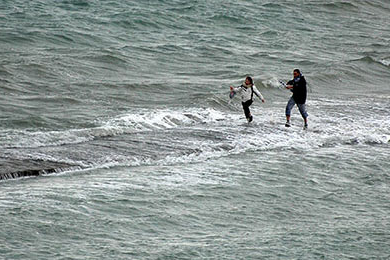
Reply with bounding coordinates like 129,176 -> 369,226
1,0 -> 390,259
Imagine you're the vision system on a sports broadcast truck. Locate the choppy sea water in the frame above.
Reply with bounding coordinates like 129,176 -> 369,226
1,0 -> 390,259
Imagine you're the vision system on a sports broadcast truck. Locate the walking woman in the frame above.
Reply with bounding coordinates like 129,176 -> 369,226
230,76 -> 265,122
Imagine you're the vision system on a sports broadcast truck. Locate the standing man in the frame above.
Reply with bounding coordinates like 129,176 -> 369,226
285,69 -> 308,129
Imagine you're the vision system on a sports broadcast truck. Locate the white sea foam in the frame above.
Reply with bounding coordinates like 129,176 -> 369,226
263,77 -> 286,90
379,59 -> 390,66
0,108 -> 239,149
1,98 -> 388,170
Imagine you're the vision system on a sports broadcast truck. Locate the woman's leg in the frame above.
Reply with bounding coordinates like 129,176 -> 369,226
242,100 -> 253,120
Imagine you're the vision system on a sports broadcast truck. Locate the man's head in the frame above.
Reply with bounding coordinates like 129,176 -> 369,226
293,69 -> 301,78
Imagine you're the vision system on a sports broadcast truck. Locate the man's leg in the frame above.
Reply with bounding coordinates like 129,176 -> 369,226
297,103 -> 308,128
285,97 -> 295,127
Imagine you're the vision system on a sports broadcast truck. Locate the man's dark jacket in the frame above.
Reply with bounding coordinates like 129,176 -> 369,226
287,76 -> 307,104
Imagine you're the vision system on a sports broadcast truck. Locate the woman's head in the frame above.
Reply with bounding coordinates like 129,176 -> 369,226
245,76 -> 253,85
